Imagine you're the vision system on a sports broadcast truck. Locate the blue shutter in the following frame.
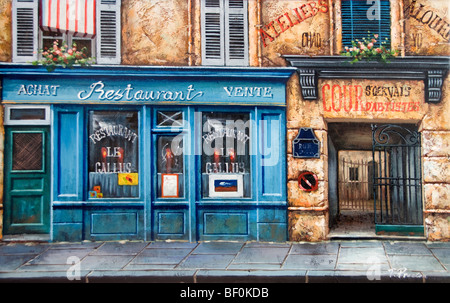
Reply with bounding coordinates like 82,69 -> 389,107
341,0 -> 391,48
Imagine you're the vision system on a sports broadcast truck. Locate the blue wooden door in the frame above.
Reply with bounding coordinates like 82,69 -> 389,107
4,127 -> 50,234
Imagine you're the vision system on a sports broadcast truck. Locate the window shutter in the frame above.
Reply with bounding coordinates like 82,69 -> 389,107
96,0 -> 121,64
201,0 -> 225,65
225,0 -> 248,66
12,0 -> 38,63
341,0 -> 391,48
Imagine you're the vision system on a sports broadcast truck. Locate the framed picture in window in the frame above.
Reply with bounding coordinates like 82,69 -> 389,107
209,174 -> 243,198
161,174 -> 179,198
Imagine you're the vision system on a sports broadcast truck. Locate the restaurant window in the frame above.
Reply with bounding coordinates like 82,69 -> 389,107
201,0 -> 249,66
341,0 -> 391,48
12,0 -> 121,64
201,112 -> 251,198
88,111 -> 139,199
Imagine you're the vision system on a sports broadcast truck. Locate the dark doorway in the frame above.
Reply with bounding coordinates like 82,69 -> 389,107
327,123 -> 423,238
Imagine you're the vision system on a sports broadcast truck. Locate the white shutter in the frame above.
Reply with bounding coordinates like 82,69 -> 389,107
225,0 -> 248,66
12,0 -> 38,63
96,0 -> 121,64
201,0 -> 225,66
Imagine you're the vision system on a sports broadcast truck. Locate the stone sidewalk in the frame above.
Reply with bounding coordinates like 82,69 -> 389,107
0,240 -> 448,283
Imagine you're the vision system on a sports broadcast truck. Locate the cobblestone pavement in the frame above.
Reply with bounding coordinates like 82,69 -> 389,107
0,240 -> 448,283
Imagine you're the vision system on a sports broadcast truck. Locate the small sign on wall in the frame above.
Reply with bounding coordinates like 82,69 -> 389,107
293,128 -> 320,159
298,171 -> 319,192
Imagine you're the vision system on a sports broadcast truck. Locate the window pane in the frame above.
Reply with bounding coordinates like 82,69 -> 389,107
201,112 -> 251,198
88,111 -> 139,198
157,111 -> 183,127
13,133 -> 43,171
72,38 -> 93,57
43,38 -> 63,52
157,136 -> 184,198
10,109 -> 46,120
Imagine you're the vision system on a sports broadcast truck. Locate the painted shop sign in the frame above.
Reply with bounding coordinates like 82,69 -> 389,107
404,0 -> 450,42
320,80 -> 425,114
259,0 -> 328,47
2,77 -> 286,106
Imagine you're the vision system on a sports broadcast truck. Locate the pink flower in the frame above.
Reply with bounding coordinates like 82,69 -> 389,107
376,48 -> 382,54
367,43 -> 373,49
374,34 -> 379,39
68,49 -> 73,55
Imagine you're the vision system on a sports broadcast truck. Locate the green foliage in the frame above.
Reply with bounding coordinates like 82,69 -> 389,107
32,40 -> 95,72
341,33 -> 399,64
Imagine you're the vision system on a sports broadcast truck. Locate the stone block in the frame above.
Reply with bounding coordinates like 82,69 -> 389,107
421,77 -> 450,131
287,154 -> 328,181
424,183 -> 450,210
423,157 -> 450,183
287,180 -> 327,208
422,131 -> 450,157
288,210 -> 328,242
425,214 -> 450,242
286,75 -> 327,130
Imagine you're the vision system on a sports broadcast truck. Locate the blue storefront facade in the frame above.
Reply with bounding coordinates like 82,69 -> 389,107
0,64 -> 295,242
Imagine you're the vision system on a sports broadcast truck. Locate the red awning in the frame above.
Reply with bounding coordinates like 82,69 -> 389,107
40,0 -> 96,38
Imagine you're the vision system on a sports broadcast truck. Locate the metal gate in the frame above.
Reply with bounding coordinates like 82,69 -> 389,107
371,124 -> 423,230
339,157 -> 372,211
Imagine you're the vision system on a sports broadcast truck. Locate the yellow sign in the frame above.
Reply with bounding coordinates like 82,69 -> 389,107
118,173 -> 139,186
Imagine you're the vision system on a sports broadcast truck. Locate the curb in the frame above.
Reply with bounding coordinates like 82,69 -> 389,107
1,270 -> 448,283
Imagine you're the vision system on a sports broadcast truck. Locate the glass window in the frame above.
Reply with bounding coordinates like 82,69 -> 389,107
88,111 -> 139,199
201,112 -> 251,198
13,132 -> 43,171
157,135 -> 184,198
157,111 -> 184,127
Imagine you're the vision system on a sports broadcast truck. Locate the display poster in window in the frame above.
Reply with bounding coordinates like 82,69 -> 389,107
201,112 -> 251,198
157,135 -> 184,198
88,111 -> 139,198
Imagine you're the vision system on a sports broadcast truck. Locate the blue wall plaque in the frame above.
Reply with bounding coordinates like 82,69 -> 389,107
293,128 -> 320,159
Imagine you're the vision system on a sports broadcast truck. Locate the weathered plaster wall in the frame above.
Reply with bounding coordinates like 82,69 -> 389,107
259,0 -> 331,66
0,0 -> 12,62
121,0 -> 190,66
404,0 -> 450,56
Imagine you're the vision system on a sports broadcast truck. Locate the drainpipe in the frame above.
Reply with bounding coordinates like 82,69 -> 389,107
257,0 -> 262,67
188,0 -> 193,66
329,0 -> 334,55
399,0 -> 406,57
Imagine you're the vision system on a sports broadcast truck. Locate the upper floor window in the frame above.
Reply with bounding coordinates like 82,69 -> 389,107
341,0 -> 391,48
12,0 -> 121,64
201,0 -> 249,66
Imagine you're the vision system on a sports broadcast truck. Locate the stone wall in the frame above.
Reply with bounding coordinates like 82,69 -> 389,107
0,0 -> 11,62
421,75 -> 450,241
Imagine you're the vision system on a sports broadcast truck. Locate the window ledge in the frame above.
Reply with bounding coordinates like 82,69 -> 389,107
283,55 -> 450,103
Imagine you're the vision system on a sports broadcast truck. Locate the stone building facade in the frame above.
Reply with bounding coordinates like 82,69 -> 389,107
0,0 -> 448,242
